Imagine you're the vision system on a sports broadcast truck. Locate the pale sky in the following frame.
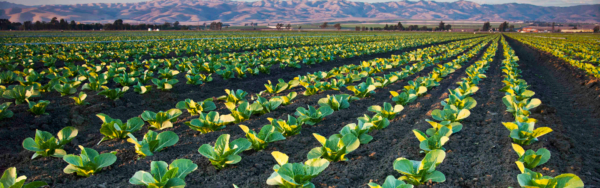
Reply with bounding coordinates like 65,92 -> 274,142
6,0 -> 600,6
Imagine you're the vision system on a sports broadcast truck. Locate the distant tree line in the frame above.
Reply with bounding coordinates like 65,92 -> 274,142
0,18 -> 197,30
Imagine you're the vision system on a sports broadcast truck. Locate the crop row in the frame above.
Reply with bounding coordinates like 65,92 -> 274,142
505,34 -> 600,79
499,36 -> 584,187
365,35 -> 497,187
0,36 -> 490,187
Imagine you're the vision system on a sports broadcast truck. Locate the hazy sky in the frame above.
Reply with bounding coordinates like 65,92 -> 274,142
7,0 -> 600,6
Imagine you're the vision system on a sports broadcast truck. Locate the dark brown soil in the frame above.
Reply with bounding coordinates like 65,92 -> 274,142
3,34 -> 597,188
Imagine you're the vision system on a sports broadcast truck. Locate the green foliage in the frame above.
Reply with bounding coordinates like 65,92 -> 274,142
252,95 -> 282,114
27,100 -> 50,115
430,105 -> 470,122
368,102 -> 404,120
198,134 -> 251,169
129,159 -> 198,188
98,86 -> 129,100
185,111 -> 234,134
502,95 -> 541,117
347,82 -> 376,98
390,91 -> 417,106
240,124 -> 285,151
141,109 -> 183,130
176,98 -> 216,116
63,146 -> 117,177
0,167 -> 47,188
264,79 -> 289,94
516,163 -> 584,188
127,130 -> 179,158
368,175 -> 413,188
512,143 -> 550,169
152,78 -> 179,91
266,151 -> 330,188
22,126 -> 77,159
0,102 -> 14,120
272,92 -> 297,106
2,85 -> 40,105
97,113 -> 144,144
307,133 -> 360,162
317,94 -> 356,111
217,89 -> 248,104
294,105 -> 334,125
393,150 -> 446,185
340,122 -> 373,144
133,81 -> 152,94
225,101 -> 263,123
267,115 -> 304,137
503,117 -> 552,146
441,89 -> 477,110
70,92 -> 89,105
413,127 -> 450,153
358,114 -> 390,130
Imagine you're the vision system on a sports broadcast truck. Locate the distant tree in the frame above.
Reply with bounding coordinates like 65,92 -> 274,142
445,24 -> 451,31
286,24 -> 291,30
384,24 -> 389,30
70,20 -> 76,30
298,26 -> 302,30
482,21 -> 491,31
333,23 -> 341,30
355,26 -> 360,31
438,21 -> 445,31
551,22 -> 555,32
23,21 -> 32,30
594,26 -> 600,33
319,22 -> 328,29
50,17 -> 58,29
217,22 -> 223,30
370,27 -> 373,31
397,22 -> 404,30
509,25 -> 514,32
573,25 -> 577,29
0,19 -> 11,30
59,19 -> 68,30
498,21 -> 509,32
276,23 -> 282,30
420,26 -> 428,31
173,21 -> 180,30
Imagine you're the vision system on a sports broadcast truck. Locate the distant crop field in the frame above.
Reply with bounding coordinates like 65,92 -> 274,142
0,31 -> 597,188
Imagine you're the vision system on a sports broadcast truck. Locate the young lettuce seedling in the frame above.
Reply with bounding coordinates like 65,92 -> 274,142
347,82 -> 376,98
368,175 -> 413,188
503,117 -> 552,146
27,100 -> 50,115
307,133 -> 360,162
368,102 -> 404,120
217,89 -> 248,104
198,134 -> 251,170
516,162 -> 584,188
176,98 -> 217,116
2,85 -> 40,105
63,146 -> 117,177
512,143 -> 550,169
141,109 -> 183,130
266,151 -> 329,188
97,113 -> 144,144
70,92 -> 89,105
185,111 -> 234,133
226,101 -> 263,123
317,94 -> 356,111
129,159 -> 198,188
294,105 -> 334,126
340,122 -> 373,144
127,130 -> 179,158
390,91 -> 417,106
0,102 -> 13,120
22,126 -> 78,159
98,86 -> 129,100
393,149 -> 446,185
0,167 -> 47,188
271,92 -> 297,106
267,115 -> 304,137
239,124 -> 285,151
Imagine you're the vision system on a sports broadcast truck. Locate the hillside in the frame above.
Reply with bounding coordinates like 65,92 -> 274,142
0,0 -> 598,24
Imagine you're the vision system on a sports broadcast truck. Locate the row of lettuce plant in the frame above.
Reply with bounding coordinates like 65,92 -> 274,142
499,36 -> 584,187
505,34 -> 600,79
367,36 -> 498,187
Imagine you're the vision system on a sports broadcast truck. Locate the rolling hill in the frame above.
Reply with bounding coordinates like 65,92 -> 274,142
0,0 -> 598,24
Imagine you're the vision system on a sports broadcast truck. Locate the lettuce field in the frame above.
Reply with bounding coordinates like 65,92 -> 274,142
0,31 -> 598,188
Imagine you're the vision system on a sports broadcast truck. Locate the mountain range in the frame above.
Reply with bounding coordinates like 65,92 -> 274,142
0,0 -> 598,24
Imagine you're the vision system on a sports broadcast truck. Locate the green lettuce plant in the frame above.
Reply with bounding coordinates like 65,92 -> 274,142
2,85 -> 40,105
340,122 -> 373,144
512,143 -> 550,169
98,86 -> 129,100
97,113 -> 144,144
141,109 -> 183,130
129,159 -> 198,188
152,78 -> 179,91
266,151 -> 329,188
516,163 -> 584,188
393,149 -> 446,185
70,92 -> 89,105
294,106 -> 334,125
413,126 -> 450,153
63,145 -> 117,177
176,98 -> 216,116
503,117 -> 552,146
239,124 -> 286,151
307,133 -> 360,162
185,111 -> 234,133
390,91 -> 417,106
0,167 -> 47,188
368,175 -> 413,188
317,94 -> 356,111
217,89 -> 248,104
253,95 -> 282,114
368,102 -> 404,120
0,102 -> 13,120
272,92 -> 297,106
358,114 -> 390,130
198,134 -> 251,169
133,81 -> 152,94
267,115 -> 304,137
127,130 -> 179,158
22,126 -> 78,159
347,82 -> 376,98
226,101 -> 263,123
27,100 -> 50,115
